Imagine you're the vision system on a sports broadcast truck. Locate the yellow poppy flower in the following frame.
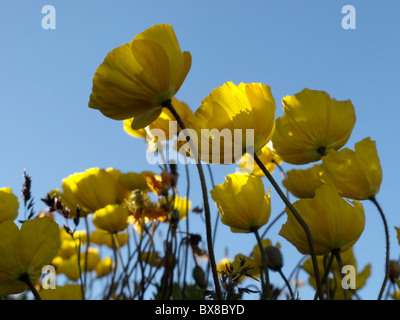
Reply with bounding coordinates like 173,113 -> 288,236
168,195 -> 191,220
282,164 -> 323,198
0,187 -> 19,223
279,184 -> 365,255
216,256 -> 253,282
59,168 -> 118,215
57,256 -> 80,282
320,137 -> 382,200
302,247 -> 371,300
56,238 -> 78,260
231,253 -> 259,279
105,168 -> 133,204
0,217 -> 60,296
118,171 -> 151,193
124,97 -> 193,140
40,284 -> 83,300
95,257 -> 114,278
89,24 -> 192,129
55,229 -> 87,260
90,229 -> 128,248
238,142 -> 282,176
210,173 -> 271,233
216,257 -> 234,274
58,248 -> 100,282
181,82 -> 276,164
93,204 -> 130,233
271,89 -> 356,165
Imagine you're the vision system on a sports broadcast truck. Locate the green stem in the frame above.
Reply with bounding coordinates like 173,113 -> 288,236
163,99 -> 222,300
106,233 -> 119,300
252,227 -> 270,299
332,249 -> 348,300
182,159 -> 190,298
19,273 -> 41,300
83,216 -> 90,296
313,253 -> 335,300
370,196 -> 390,300
278,269 -> 295,300
253,152 -> 324,300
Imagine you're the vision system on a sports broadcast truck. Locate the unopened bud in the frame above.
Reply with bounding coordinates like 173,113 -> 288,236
265,245 -> 283,271
193,266 -> 207,289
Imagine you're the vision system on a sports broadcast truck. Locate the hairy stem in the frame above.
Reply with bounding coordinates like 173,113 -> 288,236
253,152 -> 324,300
20,273 -> 41,300
370,196 -> 390,300
163,100 -> 222,300
252,227 -> 270,299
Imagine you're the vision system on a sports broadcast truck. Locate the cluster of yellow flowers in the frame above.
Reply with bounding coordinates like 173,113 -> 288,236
0,23 -> 398,301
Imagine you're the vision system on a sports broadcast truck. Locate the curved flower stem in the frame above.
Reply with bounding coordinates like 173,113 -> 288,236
106,233 -> 119,300
207,164 -> 219,245
332,249 -> 348,300
278,269 -> 295,300
313,252 -> 335,300
252,153 -> 324,300
182,159 -> 190,298
20,273 -> 41,300
163,99 -> 223,300
286,255 -> 307,295
83,216 -> 90,295
252,227 -> 270,299
369,196 -> 390,300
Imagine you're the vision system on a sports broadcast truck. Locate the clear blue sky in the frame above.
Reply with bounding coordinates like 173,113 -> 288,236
0,0 -> 399,300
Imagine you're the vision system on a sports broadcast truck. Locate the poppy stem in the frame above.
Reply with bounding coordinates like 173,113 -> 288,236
253,153 -> 324,300
313,252 -> 335,300
369,196 -> 390,300
251,227 -> 271,299
163,99 -> 223,301
332,249 -> 349,300
278,269 -> 295,300
19,273 -> 41,300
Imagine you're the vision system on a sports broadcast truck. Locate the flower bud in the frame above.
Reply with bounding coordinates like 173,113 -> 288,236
265,245 -> 283,271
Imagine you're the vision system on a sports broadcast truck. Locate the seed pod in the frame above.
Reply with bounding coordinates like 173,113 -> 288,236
265,245 -> 283,271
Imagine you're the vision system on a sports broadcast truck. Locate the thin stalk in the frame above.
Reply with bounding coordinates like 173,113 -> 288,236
252,227 -> 270,299
253,152 -> 324,300
75,236 -> 85,300
19,273 -> 41,300
332,249 -> 348,300
370,196 -> 390,300
286,255 -> 307,295
106,233 -> 119,300
313,253 -> 335,300
206,163 -> 219,287
163,99 -> 222,300
278,269 -> 295,300
182,160 -> 190,298
83,216 -> 90,293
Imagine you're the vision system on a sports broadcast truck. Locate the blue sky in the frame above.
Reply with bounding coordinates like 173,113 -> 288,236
0,0 -> 399,299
